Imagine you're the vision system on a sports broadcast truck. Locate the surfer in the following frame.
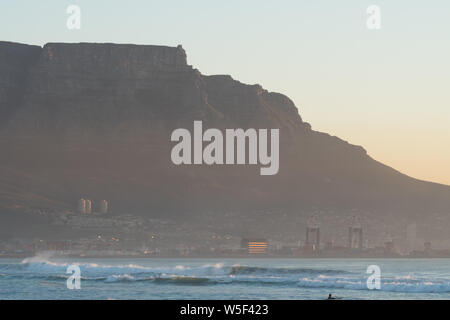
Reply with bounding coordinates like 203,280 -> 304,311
327,294 -> 337,300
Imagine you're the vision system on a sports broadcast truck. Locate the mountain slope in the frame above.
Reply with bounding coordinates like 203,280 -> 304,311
0,41 -> 449,230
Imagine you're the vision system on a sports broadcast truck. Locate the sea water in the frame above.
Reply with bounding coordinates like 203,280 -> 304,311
0,257 -> 449,300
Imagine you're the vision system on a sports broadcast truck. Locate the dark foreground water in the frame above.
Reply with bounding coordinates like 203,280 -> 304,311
1,256 -> 449,299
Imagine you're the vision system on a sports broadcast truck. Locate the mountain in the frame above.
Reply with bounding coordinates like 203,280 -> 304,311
0,41 -> 449,236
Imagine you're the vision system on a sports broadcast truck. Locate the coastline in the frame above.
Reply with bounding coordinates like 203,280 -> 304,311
2,254 -> 449,259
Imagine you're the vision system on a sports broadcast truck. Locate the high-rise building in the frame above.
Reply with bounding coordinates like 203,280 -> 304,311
99,200 -> 108,214
85,199 -> 92,214
348,216 -> 363,249
78,198 -> 86,214
305,215 -> 320,251
348,226 -> 363,249
306,226 -> 320,248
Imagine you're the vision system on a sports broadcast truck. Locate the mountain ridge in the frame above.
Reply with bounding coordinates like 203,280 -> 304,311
0,41 -> 449,236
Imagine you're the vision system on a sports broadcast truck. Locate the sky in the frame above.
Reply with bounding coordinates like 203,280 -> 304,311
1,0 -> 449,185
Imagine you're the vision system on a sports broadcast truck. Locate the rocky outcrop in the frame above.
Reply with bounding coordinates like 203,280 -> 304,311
0,42 -> 41,127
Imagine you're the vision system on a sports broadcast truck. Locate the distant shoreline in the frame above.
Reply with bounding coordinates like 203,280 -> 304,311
2,254 -> 449,260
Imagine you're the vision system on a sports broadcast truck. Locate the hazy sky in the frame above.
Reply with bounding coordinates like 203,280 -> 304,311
1,0 -> 449,184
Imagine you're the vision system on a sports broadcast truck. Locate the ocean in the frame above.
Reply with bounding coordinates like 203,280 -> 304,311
1,257 -> 449,300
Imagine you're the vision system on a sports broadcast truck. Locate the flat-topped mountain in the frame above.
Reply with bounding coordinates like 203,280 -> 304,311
0,41 -> 449,237
1,42 -> 307,137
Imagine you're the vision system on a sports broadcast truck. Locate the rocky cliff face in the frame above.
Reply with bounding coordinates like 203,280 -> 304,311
0,42 -> 41,127
2,42 -> 311,139
0,41 -> 449,231
4,43 -> 210,136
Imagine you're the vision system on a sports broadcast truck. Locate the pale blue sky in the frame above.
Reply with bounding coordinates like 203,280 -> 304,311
1,1 -> 450,184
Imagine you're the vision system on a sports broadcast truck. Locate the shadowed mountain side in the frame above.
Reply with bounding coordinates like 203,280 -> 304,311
0,41 -> 449,228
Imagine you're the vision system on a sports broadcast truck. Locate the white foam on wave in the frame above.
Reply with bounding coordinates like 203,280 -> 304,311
19,255 -> 230,279
17,256 -> 450,293
105,274 -> 135,282
298,275 -> 450,293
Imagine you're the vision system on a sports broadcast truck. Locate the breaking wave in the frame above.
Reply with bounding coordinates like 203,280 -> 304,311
229,265 -> 351,275
297,275 -> 450,293
1,256 -> 449,293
